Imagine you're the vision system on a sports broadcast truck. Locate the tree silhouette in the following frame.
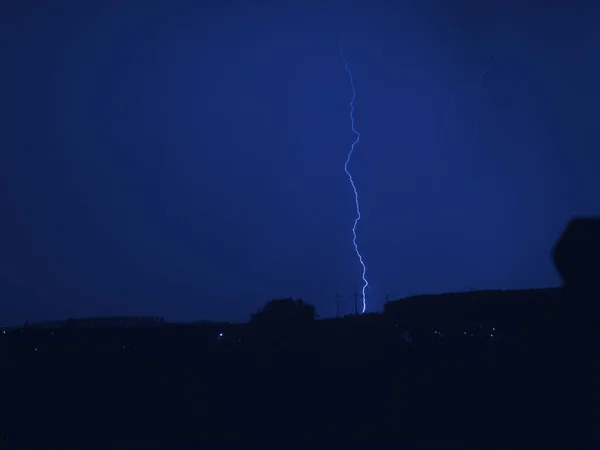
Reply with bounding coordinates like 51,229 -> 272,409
251,297 -> 316,323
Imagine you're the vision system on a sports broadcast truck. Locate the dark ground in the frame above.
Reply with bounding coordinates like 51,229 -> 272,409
0,289 -> 594,449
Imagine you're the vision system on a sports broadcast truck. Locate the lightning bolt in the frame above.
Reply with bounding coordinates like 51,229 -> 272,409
340,45 -> 368,314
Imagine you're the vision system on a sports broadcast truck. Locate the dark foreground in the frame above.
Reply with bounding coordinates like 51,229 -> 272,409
0,309 -> 593,449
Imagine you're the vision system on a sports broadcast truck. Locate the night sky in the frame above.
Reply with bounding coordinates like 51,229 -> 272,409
2,1 -> 599,324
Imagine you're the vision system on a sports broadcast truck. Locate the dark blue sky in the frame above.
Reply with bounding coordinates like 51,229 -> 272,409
2,1 -> 599,324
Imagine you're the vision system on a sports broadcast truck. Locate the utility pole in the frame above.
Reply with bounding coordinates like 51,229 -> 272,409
354,284 -> 358,316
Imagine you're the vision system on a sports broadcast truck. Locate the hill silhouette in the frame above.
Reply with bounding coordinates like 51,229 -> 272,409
0,217 -> 596,448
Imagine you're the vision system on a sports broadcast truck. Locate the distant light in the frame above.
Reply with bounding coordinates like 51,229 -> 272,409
34,348 -> 38,352
490,334 -> 494,337
238,339 -> 242,343
492,328 -> 496,331
463,332 -> 467,335
219,333 -> 223,338
1,330 -> 5,334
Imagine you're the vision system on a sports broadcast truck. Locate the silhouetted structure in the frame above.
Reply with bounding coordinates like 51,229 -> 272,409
553,217 -> 600,322
553,217 -> 600,290
552,217 -> 599,448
